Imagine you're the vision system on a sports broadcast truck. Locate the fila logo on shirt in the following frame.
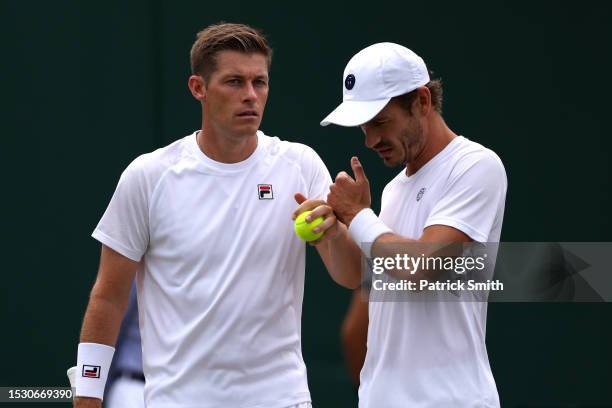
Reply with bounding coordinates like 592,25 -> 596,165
258,184 -> 274,200
82,365 -> 101,378
416,187 -> 426,202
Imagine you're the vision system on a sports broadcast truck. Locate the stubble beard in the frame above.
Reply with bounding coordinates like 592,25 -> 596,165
398,120 -> 424,167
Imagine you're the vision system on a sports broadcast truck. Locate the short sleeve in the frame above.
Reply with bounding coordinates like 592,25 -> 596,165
302,146 -> 332,201
92,158 -> 151,262
425,153 -> 507,242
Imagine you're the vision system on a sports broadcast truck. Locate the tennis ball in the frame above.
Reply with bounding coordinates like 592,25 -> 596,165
294,210 -> 324,242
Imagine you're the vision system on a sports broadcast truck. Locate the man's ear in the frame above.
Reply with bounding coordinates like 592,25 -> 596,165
417,86 -> 432,117
188,75 -> 206,102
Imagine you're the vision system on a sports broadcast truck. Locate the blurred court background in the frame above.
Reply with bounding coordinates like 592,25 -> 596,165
2,0 -> 611,406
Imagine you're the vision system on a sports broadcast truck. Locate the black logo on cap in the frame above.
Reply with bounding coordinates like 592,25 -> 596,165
345,74 -> 355,90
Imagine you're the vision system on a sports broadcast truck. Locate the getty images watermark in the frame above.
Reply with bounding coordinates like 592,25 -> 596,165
363,243 -> 612,302
371,252 -> 502,292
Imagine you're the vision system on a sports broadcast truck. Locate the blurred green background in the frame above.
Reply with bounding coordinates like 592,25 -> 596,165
2,0 -> 611,406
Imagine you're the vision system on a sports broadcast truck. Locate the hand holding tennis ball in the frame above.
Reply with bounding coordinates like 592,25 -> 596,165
293,193 -> 341,243
294,210 -> 325,241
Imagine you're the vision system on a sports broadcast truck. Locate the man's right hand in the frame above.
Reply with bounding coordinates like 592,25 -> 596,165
74,397 -> 101,408
327,157 -> 372,226
292,193 -> 342,244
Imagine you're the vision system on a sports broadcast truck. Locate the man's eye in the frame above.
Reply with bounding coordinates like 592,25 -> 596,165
254,79 -> 267,86
227,79 -> 241,85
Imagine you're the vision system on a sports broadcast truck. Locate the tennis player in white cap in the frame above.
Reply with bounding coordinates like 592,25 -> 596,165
321,43 -> 507,407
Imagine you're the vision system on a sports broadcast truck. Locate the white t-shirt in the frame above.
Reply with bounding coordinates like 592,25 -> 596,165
359,136 -> 507,408
92,131 -> 332,408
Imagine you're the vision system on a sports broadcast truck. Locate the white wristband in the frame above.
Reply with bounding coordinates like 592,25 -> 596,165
348,208 -> 392,259
75,343 -> 115,400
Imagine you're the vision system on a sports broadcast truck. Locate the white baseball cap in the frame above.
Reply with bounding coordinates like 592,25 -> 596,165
320,42 -> 430,127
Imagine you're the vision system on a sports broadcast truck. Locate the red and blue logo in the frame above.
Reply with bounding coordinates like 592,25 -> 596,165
258,184 -> 273,200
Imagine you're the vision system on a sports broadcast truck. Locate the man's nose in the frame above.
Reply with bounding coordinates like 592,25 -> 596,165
243,82 -> 258,101
364,130 -> 381,149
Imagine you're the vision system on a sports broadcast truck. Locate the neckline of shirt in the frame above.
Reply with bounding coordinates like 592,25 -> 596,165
187,130 -> 267,174
400,135 -> 465,183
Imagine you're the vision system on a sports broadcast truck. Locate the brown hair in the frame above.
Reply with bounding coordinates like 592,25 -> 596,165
190,22 -> 273,81
393,73 -> 443,115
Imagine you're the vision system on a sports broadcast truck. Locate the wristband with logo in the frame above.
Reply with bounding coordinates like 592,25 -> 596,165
75,343 -> 115,400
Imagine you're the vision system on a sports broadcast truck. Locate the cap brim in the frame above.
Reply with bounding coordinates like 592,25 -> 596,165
320,98 -> 391,127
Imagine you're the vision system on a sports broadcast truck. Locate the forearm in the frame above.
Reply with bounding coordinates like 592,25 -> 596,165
74,284 -> 130,407
318,223 -> 363,289
73,246 -> 138,407
371,232 -> 419,259
369,233 -> 431,282
79,282 -> 130,346
370,229 -> 471,282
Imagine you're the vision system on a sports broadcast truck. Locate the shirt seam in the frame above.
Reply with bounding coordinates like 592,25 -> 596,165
92,229 -> 142,261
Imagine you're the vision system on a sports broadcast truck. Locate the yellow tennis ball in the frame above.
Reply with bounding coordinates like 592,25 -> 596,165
294,210 -> 324,242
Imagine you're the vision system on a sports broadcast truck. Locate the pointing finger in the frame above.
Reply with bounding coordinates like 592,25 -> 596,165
351,156 -> 368,184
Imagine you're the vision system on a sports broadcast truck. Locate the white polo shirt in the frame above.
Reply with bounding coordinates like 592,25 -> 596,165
93,131 -> 331,408
359,136 -> 507,408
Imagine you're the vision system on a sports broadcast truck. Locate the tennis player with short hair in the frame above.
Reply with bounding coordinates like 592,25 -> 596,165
320,43 -> 507,407
71,23 -> 357,408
